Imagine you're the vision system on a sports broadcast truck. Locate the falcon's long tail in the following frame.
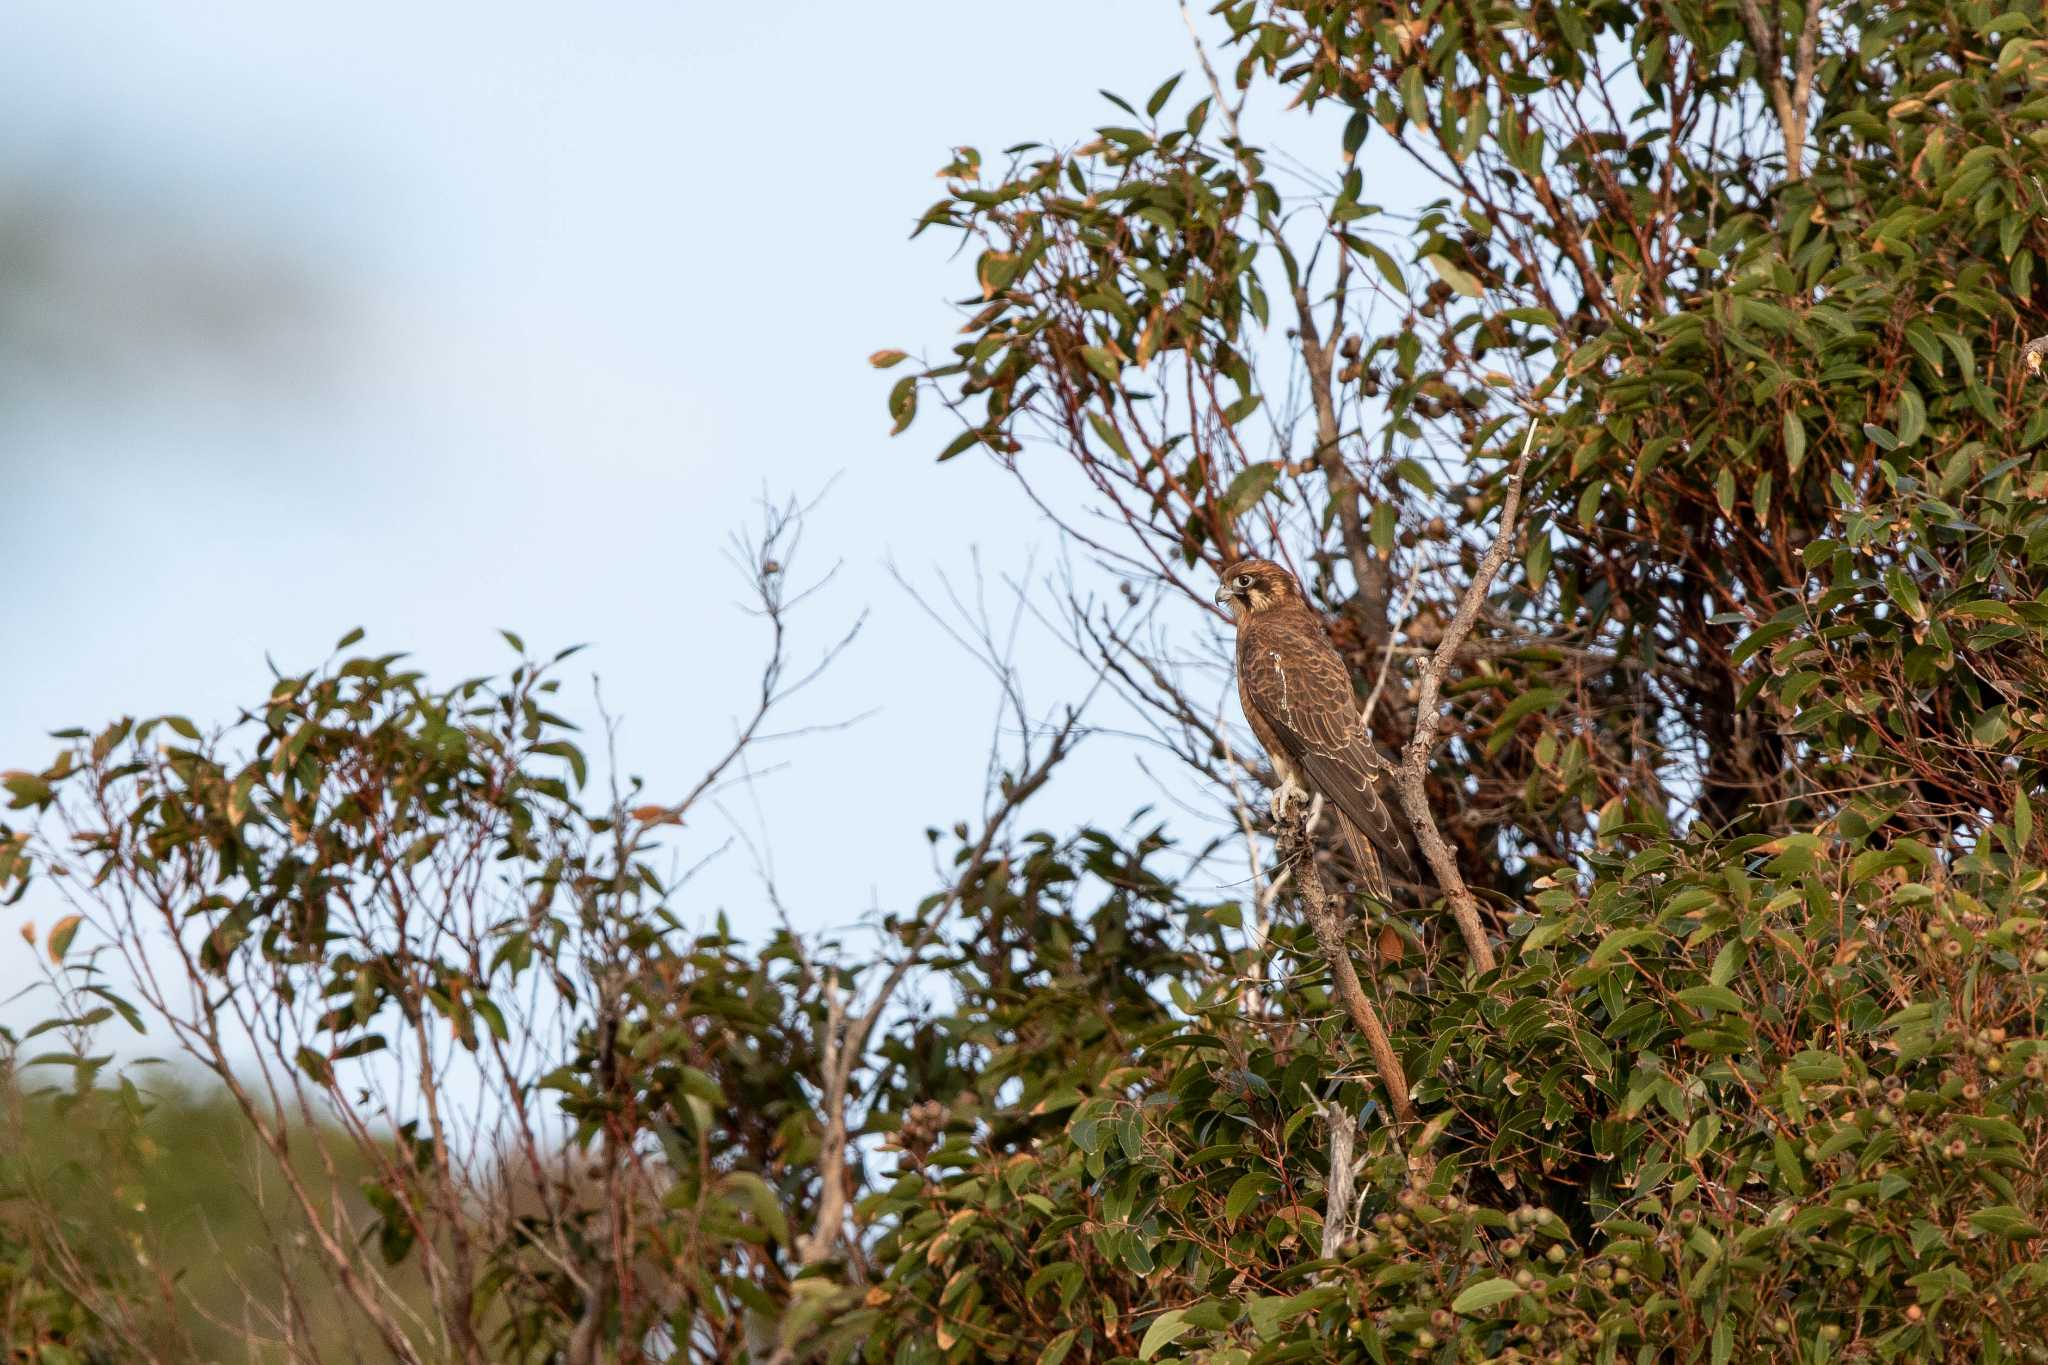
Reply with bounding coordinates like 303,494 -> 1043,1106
1337,815 -> 1392,903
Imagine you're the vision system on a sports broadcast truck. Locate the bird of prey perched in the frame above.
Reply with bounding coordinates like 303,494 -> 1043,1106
1217,557 -> 1416,900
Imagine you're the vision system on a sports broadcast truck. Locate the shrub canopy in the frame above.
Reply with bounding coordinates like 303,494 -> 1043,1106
8,1 -> 2048,1361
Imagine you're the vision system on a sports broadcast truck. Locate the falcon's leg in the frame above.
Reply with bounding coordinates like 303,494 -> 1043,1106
1268,776 -> 1309,824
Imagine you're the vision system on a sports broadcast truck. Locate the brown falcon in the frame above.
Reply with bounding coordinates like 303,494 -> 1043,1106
1217,557 -> 1416,899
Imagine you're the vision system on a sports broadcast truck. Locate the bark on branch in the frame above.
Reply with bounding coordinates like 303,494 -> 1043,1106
1278,809 -> 1415,1127
1292,272 -> 1392,642
1392,425 -> 1539,977
1319,1104 -> 1359,1259
1736,0 -> 1823,180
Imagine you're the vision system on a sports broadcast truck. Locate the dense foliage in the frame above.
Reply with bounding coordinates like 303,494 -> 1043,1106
8,0 -> 2048,1361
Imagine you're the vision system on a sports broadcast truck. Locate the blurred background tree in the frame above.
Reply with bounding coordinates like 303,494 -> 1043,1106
9,0 -> 2048,1361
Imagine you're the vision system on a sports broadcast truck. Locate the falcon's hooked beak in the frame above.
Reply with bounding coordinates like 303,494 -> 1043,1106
1214,582 -> 1238,606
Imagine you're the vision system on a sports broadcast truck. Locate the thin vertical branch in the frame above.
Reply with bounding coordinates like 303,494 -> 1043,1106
1320,1105 -> 1359,1259
1393,425 -> 1539,976
1736,0 -> 1821,179
1279,810 -> 1414,1127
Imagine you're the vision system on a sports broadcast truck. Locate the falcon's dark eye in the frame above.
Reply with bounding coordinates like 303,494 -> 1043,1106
1234,574 -> 1252,589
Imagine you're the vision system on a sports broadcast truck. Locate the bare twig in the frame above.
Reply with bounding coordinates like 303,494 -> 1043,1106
759,690 -> 1082,1365
1361,555 -> 1425,728
672,495 -> 868,823
774,564 -> 1100,1298
1216,724 -> 1291,1016
1393,424 -> 1539,975
1179,0 -> 1245,149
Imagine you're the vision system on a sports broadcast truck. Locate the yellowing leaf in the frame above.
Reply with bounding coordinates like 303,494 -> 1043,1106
1423,253 -> 1482,298
48,914 -> 82,963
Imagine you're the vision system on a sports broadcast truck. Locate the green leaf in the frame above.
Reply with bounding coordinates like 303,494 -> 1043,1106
1967,1205 -> 2042,1240
1398,64 -> 1429,130
1957,1115 -> 2024,1145
721,1170 -> 793,1245
1370,501 -> 1396,558
1391,458 -> 1436,494
1895,385 -> 1927,446
1781,410 -> 1807,474
1586,928 -> 1657,969
83,986 -> 145,1035
1245,1286 -> 1342,1337
1225,1172 -> 1272,1220
1145,73 -> 1182,119
1343,234 -> 1406,291
1343,109 -> 1369,158
1079,346 -> 1123,384
1730,621 -> 1795,669
1139,1310 -> 1192,1359
1772,1134 -> 1808,1195
1675,984 -> 1744,1015
1789,1050 -> 1846,1082
1,769 -> 52,810
1222,392 -> 1263,427
1884,567 -> 1926,622
1086,411 -> 1134,461
1494,687 -> 1564,731
1450,1277 -> 1522,1314
1220,462 -> 1281,519
1038,1329 -> 1078,1365
1909,1264 -> 1973,1305
889,375 -> 919,434
535,741 -> 589,789
1423,254 -> 1482,298
295,1047 -> 334,1087
1576,479 -> 1604,528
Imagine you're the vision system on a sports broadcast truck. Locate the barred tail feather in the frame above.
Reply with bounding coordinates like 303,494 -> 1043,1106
1338,816 -> 1391,903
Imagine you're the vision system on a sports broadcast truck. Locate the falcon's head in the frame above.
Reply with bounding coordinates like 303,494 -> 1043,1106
1215,557 -> 1300,620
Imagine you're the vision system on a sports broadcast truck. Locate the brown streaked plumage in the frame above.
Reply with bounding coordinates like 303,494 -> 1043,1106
1217,557 -> 1416,899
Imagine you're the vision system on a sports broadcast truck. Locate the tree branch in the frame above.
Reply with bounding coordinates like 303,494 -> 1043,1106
785,709 -> 1083,1274
1291,271 -> 1390,638
1278,805 -> 1414,1127
1736,0 -> 1819,179
1319,1104 -> 1359,1259
1393,424 -> 1538,976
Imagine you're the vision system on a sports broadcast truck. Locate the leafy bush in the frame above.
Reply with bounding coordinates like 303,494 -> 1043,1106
9,1 -> 2048,1361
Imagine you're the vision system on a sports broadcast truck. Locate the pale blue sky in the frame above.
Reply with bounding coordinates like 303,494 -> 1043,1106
1,0 -> 1280,963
